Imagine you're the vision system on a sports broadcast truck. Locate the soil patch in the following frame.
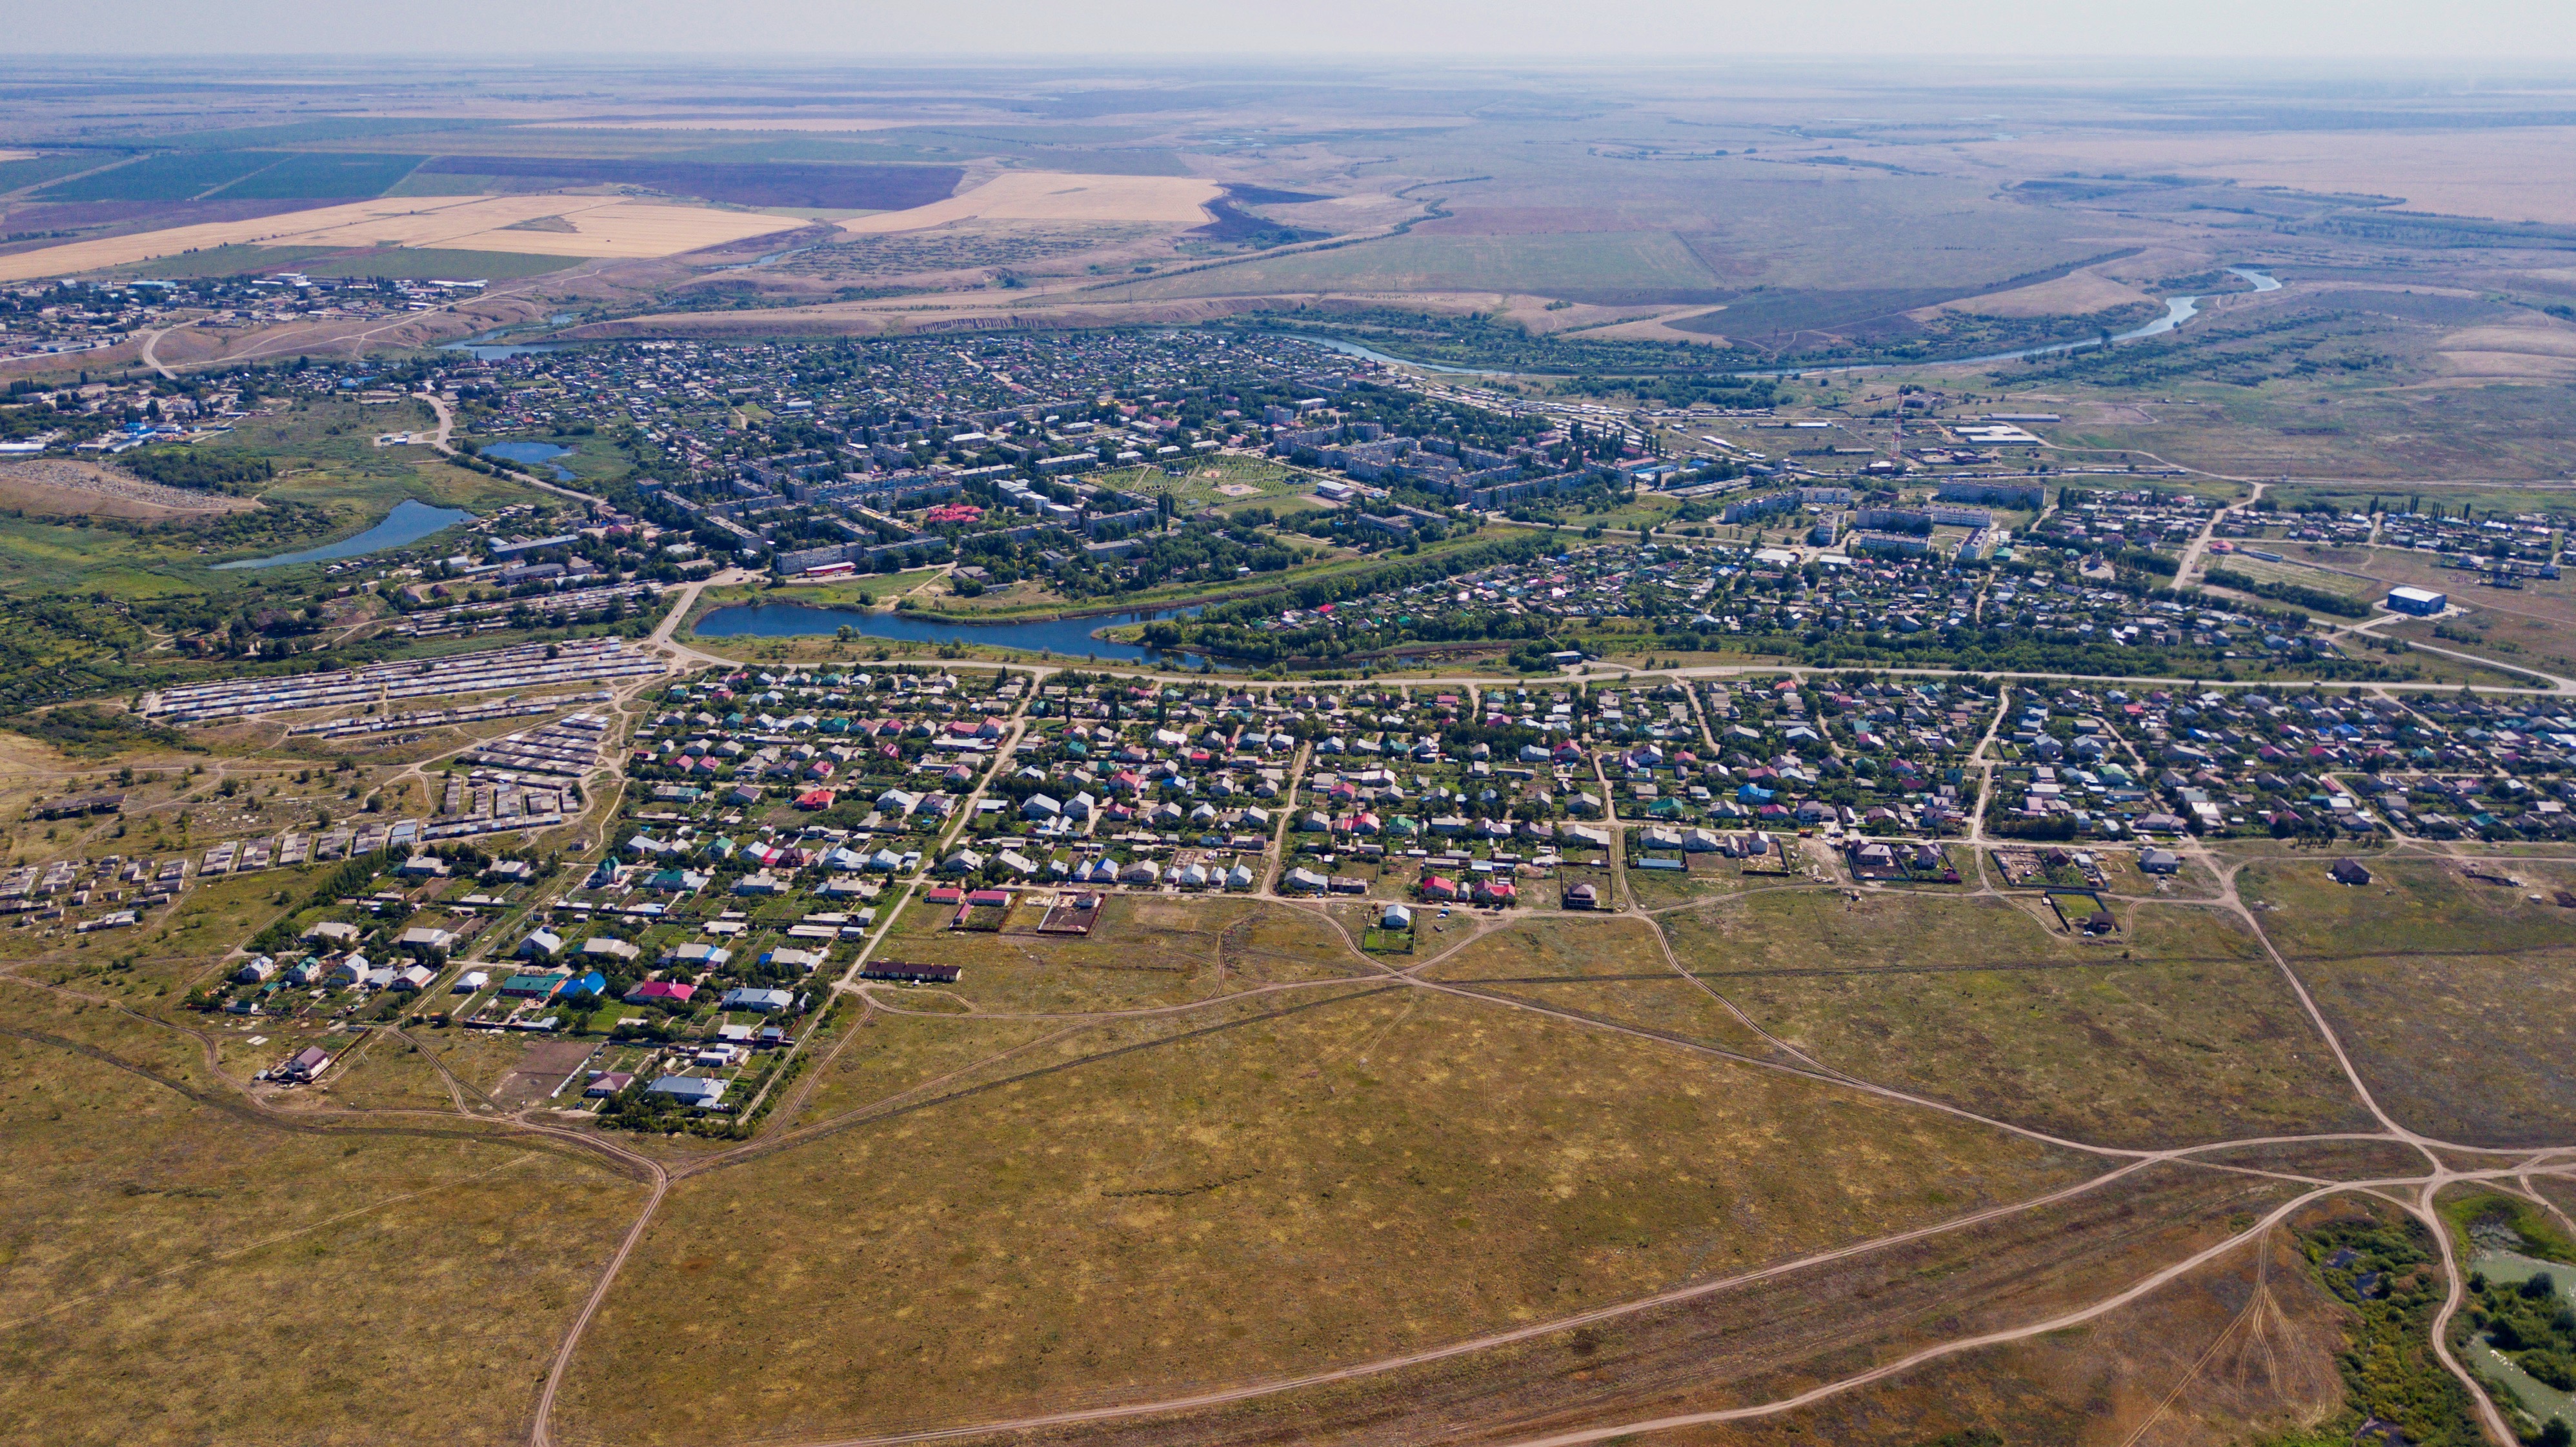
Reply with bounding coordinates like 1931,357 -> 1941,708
0,459 -> 256,518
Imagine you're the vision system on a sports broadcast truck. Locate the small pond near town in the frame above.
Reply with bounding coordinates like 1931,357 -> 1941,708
694,600 -> 1230,669
212,498 -> 475,571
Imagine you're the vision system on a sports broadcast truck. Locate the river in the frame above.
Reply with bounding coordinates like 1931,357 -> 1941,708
1289,335 -> 1511,376
694,600 -> 1233,669
1300,268 -> 2282,378
212,498 -> 475,571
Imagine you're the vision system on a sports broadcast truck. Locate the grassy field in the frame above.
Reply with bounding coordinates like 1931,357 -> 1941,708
554,984 -> 2093,1444
0,986 -> 647,1447
2209,552 -> 2380,601
1131,230 -> 1727,303
1659,890 -> 2372,1146
865,893 -> 1364,1015
1092,454 -> 1313,514
1418,915 -> 1676,982
881,1160 -> 2311,1447
2240,855 -> 2576,1146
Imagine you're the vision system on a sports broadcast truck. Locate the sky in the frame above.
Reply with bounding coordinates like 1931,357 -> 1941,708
10,0 -> 2576,59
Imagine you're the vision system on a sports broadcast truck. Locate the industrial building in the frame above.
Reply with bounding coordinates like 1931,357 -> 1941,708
2384,586 -> 2448,616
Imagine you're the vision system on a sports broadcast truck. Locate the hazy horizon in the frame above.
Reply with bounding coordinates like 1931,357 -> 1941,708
7,0 -> 2575,60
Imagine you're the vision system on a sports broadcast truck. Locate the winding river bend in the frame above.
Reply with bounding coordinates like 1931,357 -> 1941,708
1303,268 -> 2282,378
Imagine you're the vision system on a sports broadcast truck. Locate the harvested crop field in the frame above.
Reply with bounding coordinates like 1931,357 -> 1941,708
0,193 -> 805,281
410,155 -> 963,209
841,170 -> 1220,234
0,460 -> 256,518
1933,268 -> 2151,318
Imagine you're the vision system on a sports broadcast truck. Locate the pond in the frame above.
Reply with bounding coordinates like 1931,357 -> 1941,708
694,600 -> 1232,669
441,315 -> 581,361
479,440 -> 577,481
212,498 -> 475,571
2470,1248 -> 2576,1431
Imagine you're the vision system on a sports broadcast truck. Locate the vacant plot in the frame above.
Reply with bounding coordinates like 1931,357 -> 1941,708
1664,888 -> 2109,980
320,1031 -> 465,1112
0,991 -> 645,1446
0,460 -> 255,519
1648,893 -> 2362,1146
1445,973 -> 1793,1062
2209,552 -> 2379,600
556,987 -> 2093,1444
2243,857 -> 2576,1145
843,170 -> 1219,234
782,1010 -> 1076,1128
1623,859 -> 1789,908
2272,947 -> 2576,1148
488,1038 -> 597,1108
2241,856 -> 2576,960
1419,915 -> 1675,982
916,1162 -> 2304,1447
1721,949 -> 2371,1148
869,894 -> 1360,1013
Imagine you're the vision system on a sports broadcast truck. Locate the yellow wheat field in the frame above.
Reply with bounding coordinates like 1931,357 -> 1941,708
840,171 -> 1219,235
0,195 -> 805,282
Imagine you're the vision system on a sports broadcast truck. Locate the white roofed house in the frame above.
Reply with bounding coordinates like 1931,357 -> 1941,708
395,926 -> 456,955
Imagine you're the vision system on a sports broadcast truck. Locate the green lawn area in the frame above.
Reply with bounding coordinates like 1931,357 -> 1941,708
1092,454 -> 1316,514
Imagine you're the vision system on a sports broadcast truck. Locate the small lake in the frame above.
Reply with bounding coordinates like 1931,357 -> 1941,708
213,498 -> 474,571
480,440 -> 577,481
695,600 -> 1232,669
442,315 -> 581,361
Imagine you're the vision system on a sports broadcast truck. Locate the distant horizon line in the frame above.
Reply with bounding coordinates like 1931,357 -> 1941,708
0,52 -> 2566,67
